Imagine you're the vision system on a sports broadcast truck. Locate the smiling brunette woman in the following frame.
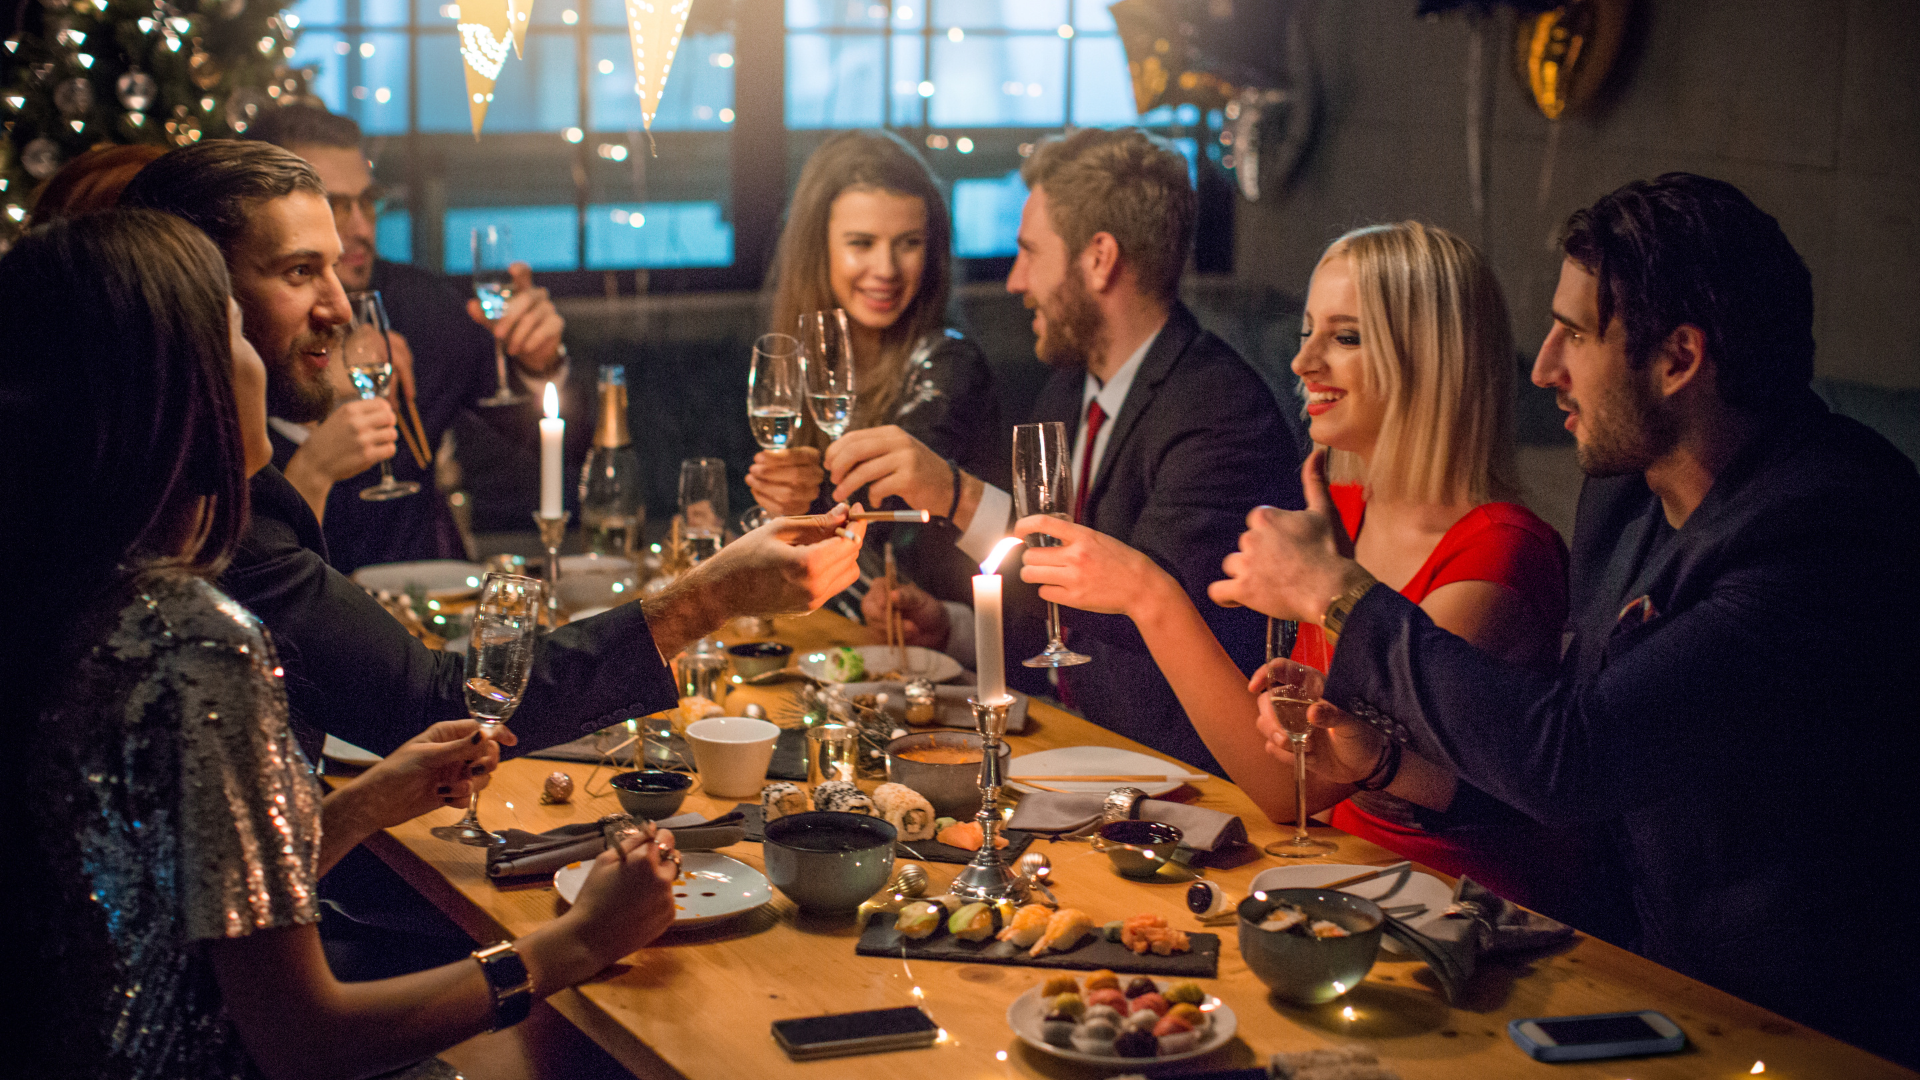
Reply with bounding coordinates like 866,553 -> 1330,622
747,130 -> 1004,600
1016,223 -> 1601,924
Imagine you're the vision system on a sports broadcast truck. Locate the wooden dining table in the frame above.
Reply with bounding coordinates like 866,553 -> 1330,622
359,609 -> 1913,1080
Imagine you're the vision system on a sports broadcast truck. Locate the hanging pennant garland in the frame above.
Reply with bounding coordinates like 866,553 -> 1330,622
459,0 -> 514,138
506,0 -> 533,60
623,0 -> 692,152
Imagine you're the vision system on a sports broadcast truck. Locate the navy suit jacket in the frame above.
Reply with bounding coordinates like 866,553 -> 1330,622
1011,302 -> 1304,774
1323,395 -> 1920,1062
222,465 -> 679,761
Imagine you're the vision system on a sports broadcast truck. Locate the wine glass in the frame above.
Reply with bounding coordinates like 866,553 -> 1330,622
343,291 -> 420,502
1013,422 -> 1091,668
747,332 -> 803,451
678,457 -> 728,566
1261,657 -> 1337,858
432,573 -> 542,846
472,225 -> 526,407
798,310 -> 857,440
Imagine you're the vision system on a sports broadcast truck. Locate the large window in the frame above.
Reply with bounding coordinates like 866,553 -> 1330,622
286,0 -> 1194,290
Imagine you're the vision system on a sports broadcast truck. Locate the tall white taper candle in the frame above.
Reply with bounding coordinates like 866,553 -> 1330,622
973,536 -> 1024,705
539,381 -> 564,519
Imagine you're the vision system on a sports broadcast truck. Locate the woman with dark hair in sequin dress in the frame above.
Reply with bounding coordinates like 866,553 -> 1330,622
1,209 -> 681,1079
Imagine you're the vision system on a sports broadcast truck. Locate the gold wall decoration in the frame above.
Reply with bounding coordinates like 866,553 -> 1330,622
459,0 -> 513,137
624,0 -> 693,134
1513,0 -> 1631,120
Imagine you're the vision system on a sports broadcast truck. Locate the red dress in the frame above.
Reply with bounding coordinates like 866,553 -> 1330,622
1293,484 -> 1579,911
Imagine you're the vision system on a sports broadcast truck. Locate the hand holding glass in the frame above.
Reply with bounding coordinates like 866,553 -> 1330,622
1260,658 -> 1337,858
432,573 -> 542,846
1013,422 -> 1090,668
798,310 -> 857,440
343,291 -> 419,502
678,457 -> 728,565
748,332 -> 803,451
472,225 -> 526,407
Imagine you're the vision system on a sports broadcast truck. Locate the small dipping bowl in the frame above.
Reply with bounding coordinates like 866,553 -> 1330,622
885,731 -> 1011,819
607,770 -> 695,820
762,811 -> 898,914
727,641 -> 793,681
1237,888 -> 1385,1004
1093,820 -> 1185,879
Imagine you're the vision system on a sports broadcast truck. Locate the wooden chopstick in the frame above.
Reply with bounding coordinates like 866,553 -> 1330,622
1011,774 -> 1211,783
1318,860 -> 1413,892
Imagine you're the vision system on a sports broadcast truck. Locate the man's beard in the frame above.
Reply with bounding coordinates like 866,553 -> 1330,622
265,325 -> 345,424
1572,367 -> 1677,478
1032,269 -> 1107,371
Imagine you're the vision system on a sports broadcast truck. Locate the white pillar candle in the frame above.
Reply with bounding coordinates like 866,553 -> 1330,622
539,381 -> 564,519
973,536 -> 1024,706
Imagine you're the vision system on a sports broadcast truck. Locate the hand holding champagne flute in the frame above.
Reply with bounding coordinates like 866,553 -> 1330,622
432,573 -> 541,846
1256,658 -> 1336,857
472,225 -> 527,407
342,291 -> 420,501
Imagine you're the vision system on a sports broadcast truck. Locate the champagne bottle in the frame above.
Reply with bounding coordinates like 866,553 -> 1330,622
578,365 -> 644,557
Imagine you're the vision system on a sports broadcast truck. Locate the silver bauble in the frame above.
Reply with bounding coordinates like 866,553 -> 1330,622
22,137 -> 62,179
117,68 -> 157,111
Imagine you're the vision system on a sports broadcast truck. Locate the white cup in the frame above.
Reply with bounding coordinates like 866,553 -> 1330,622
685,716 -> 782,798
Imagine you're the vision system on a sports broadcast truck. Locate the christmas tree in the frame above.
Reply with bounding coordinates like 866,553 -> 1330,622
1,0 -> 318,244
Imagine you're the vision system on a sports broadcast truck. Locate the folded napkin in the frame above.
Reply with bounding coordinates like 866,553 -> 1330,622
1270,1046 -> 1403,1080
483,811 -> 749,880
1006,792 -> 1247,853
1378,876 -> 1575,1004
835,682 -> 1030,733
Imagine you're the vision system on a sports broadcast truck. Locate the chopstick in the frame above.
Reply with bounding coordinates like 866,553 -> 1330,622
884,542 -> 904,674
1011,774 -> 1211,784
852,509 -> 931,523
1318,860 -> 1413,892
398,383 -> 431,470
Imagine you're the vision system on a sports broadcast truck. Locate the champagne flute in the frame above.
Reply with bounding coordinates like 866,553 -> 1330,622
678,457 -> 728,565
472,225 -> 526,407
432,573 -> 542,846
343,291 -> 420,502
1013,422 -> 1091,668
747,332 -> 803,451
1261,657 -> 1337,858
798,309 -> 857,439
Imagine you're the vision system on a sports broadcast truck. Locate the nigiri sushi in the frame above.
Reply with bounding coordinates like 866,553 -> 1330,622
1029,906 -> 1095,958
948,901 -> 1000,942
894,900 -> 944,940
934,819 -> 1008,851
997,903 -> 1054,947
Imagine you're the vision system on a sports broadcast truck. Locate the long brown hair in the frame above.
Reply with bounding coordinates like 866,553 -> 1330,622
767,130 -> 952,444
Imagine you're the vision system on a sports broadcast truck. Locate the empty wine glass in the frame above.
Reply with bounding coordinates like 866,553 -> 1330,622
747,332 -> 803,451
798,309 -> 856,440
1013,422 -> 1091,668
678,457 -> 728,565
432,573 -> 542,846
342,291 -> 420,502
1261,657 -> 1337,858
472,225 -> 526,407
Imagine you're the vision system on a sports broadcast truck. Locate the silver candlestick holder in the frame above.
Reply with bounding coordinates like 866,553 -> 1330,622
533,511 -> 569,624
948,696 -> 1030,904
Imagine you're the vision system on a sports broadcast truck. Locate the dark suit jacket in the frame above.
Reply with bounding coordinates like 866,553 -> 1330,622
222,465 -> 679,761
1323,396 -> 1920,1063
1018,302 -> 1304,775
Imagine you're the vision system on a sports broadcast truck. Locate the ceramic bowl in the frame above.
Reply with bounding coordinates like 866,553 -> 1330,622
761,811 -> 897,914
727,641 -> 793,680
885,731 -> 1011,819
1093,820 -> 1186,879
1237,888 -> 1385,1004
608,770 -> 695,820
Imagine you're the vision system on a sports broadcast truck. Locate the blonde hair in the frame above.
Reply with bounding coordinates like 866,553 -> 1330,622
1319,222 -> 1519,507
1021,127 -> 1195,302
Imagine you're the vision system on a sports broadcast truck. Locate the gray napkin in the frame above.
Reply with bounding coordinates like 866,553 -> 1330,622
1378,876 -> 1575,1003
837,682 -> 1030,733
483,811 -> 747,879
1006,792 -> 1247,852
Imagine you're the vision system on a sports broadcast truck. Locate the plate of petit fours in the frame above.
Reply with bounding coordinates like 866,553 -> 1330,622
1005,970 -> 1236,1066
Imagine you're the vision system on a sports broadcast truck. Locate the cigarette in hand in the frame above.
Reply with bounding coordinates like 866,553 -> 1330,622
849,509 -> 931,523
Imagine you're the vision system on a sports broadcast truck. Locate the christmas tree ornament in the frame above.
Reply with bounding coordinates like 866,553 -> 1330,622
622,0 -> 691,137
457,0 -> 512,138
54,77 -> 94,119
22,137 -> 62,179
189,38 -> 224,89
225,85 -> 268,132
116,68 -> 157,111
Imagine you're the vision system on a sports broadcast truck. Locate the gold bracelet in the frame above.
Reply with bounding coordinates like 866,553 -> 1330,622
1322,571 -> 1380,640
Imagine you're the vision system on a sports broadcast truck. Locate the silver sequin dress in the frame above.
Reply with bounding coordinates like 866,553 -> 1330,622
26,571 -> 321,1079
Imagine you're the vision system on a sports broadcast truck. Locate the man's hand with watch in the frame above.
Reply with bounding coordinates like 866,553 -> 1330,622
1208,447 -> 1378,633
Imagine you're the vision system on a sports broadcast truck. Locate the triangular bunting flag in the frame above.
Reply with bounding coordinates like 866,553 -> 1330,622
507,0 -> 533,60
459,0 -> 514,138
624,0 -> 693,133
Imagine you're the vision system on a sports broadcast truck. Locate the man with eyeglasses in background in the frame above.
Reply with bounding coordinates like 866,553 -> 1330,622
245,104 -> 570,572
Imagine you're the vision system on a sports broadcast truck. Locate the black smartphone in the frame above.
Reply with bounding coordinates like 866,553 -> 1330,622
771,1006 -> 940,1061
1508,1010 -> 1686,1062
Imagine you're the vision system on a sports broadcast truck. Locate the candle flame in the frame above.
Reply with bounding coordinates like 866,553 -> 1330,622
980,536 -> 1024,575
1751,1064 -> 1765,1075
543,380 -> 559,419
1341,1005 -> 1356,1021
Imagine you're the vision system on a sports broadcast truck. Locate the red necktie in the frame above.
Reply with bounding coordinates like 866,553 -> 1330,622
1073,399 -> 1107,523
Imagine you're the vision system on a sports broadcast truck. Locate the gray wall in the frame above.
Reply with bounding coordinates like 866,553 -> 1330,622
1236,0 -> 1920,389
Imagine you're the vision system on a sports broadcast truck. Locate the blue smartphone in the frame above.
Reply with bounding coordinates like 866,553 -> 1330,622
1508,1010 -> 1686,1062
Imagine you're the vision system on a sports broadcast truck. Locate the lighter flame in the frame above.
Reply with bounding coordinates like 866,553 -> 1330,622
980,536 -> 1024,575
1752,1064 -> 1765,1075
543,381 -> 559,419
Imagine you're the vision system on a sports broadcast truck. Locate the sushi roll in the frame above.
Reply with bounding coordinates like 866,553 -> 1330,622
1164,981 -> 1206,1006
948,901 -> 1000,942
821,645 -> 865,682
1113,1029 -> 1158,1058
1102,919 -> 1125,942
811,779 -> 868,813
894,901 -> 944,940
1040,974 -> 1080,998
872,782 -> 937,841
1186,879 -> 1234,920
1040,1012 -> 1077,1047
1029,907 -> 1095,958
997,904 -> 1054,947
761,782 -> 808,823
1069,1019 -> 1118,1056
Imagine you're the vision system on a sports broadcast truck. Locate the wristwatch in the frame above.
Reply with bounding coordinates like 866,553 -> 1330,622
472,940 -> 533,1030
1322,571 -> 1380,640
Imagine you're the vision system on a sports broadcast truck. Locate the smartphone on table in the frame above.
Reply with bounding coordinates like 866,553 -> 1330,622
1508,1010 -> 1686,1062
772,1006 -> 940,1061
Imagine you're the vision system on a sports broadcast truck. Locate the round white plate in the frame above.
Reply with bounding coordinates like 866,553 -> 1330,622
321,735 -> 381,768
554,852 -> 771,929
352,560 -> 487,601
798,645 -> 963,685
1248,862 -> 1454,953
1006,747 -> 1202,796
1006,980 -> 1236,1066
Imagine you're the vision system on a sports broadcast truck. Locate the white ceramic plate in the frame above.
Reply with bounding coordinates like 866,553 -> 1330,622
321,735 -> 381,768
797,645 -> 963,685
1006,980 -> 1236,1066
1006,747 -> 1205,797
554,852 -> 771,929
352,560 -> 487,601
1248,862 -> 1454,953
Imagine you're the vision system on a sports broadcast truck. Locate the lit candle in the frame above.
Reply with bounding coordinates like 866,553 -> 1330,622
539,381 -> 564,519
973,536 -> 1024,705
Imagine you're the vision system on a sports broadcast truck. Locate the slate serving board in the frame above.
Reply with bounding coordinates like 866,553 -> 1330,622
735,803 -> 1036,865
856,912 -> 1220,977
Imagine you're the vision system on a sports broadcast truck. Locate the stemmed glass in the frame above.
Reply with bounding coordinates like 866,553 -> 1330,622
432,573 -> 542,846
472,225 -> 527,407
1013,422 -> 1091,668
343,291 -> 420,502
1261,657 -> 1337,858
748,332 -> 803,452
678,457 -> 728,565
798,310 -> 856,440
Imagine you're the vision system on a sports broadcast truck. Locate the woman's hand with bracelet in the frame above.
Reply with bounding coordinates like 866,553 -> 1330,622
1251,687 -> 1386,786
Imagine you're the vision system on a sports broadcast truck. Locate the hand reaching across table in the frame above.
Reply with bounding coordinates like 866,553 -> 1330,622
823,425 -> 984,527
